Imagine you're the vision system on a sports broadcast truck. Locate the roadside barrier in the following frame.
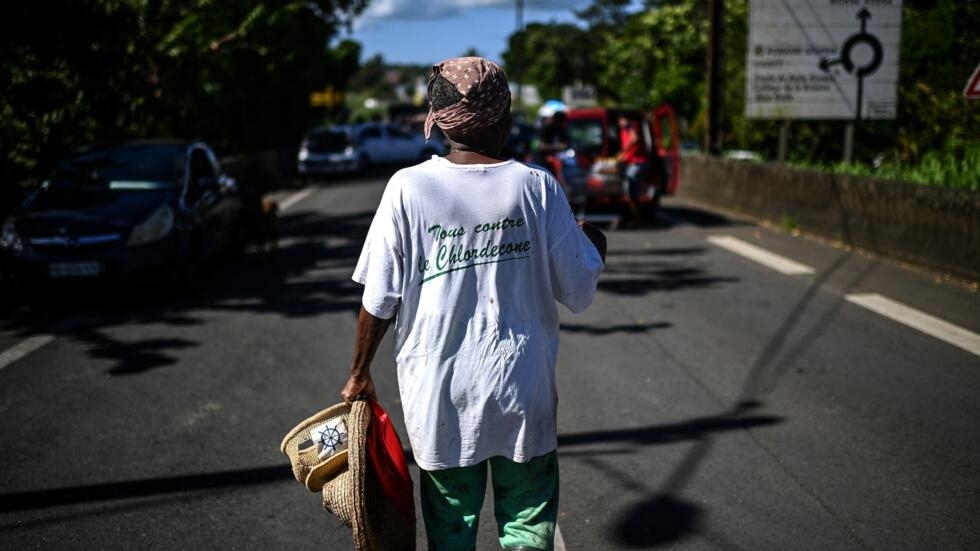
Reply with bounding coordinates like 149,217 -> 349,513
678,154 -> 980,282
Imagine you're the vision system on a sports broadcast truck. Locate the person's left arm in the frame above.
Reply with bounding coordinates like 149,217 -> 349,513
340,306 -> 393,404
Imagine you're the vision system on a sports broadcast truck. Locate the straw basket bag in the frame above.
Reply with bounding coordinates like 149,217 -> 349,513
281,400 -> 415,550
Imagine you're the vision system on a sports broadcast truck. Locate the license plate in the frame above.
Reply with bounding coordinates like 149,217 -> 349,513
49,261 -> 101,278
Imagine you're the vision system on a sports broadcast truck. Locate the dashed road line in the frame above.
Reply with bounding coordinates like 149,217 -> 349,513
845,293 -> 980,358
708,235 -> 815,275
709,235 -> 979,358
278,187 -> 315,211
0,335 -> 54,371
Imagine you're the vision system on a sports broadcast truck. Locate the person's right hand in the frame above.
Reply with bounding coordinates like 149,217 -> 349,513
578,220 -> 607,262
340,373 -> 377,404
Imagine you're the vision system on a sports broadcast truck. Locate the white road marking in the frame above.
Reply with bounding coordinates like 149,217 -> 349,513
0,335 -> 54,371
708,235 -> 815,275
555,523 -> 567,551
278,187 -> 315,211
846,293 -> 980,358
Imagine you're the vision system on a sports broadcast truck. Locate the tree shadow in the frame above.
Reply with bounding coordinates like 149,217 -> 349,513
597,203 -> 748,232
614,494 -> 703,547
81,332 -> 199,376
0,207 -> 378,376
598,241 -> 739,297
558,410 -> 782,448
558,406 -> 782,548
559,321 -> 671,335
0,464 -> 291,513
607,246 -> 709,257
658,204 -> 745,228
596,250 -> 879,548
598,271 -> 739,296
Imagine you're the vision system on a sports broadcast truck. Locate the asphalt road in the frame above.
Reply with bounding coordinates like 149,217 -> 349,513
1,170 -> 978,550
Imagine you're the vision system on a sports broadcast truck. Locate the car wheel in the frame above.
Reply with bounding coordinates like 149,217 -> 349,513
171,234 -> 204,292
225,218 -> 247,259
355,153 -> 370,172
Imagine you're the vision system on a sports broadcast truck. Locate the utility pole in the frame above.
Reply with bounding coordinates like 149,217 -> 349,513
515,0 -> 524,108
706,0 -> 724,156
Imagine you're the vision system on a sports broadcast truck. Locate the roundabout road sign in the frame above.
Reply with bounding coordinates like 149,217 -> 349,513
746,0 -> 903,120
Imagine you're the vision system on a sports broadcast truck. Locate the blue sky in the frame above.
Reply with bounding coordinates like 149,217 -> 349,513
345,0 -> 598,66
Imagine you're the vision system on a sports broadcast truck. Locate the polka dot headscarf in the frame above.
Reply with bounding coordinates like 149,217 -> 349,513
424,56 -> 511,141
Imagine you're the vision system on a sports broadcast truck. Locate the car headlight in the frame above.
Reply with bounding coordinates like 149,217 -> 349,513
298,148 -> 309,161
127,204 -> 175,246
0,217 -> 23,254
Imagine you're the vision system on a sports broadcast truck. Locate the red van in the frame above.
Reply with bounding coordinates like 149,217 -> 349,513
556,105 -> 680,224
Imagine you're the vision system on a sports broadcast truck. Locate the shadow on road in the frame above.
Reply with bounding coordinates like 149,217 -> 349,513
557,409 -> 783,448
598,271 -> 738,296
0,204 -> 376,376
594,250 -> 879,549
559,321 -> 671,335
0,465 -> 290,513
558,403 -> 781,549
657,204 -> 743,229
599,251 -> 739,297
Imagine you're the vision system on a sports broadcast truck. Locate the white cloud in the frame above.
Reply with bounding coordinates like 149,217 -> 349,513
357,0 -> 588,24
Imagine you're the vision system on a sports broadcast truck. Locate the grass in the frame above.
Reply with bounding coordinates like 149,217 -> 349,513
792,143 -> 980,192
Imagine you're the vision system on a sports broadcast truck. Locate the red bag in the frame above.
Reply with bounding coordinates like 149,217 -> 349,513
367,401 -> 415,536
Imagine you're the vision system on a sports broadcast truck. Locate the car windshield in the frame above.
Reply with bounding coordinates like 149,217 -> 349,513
305,130 -> 350,153
567,120 -> 605,156
48,143 -> 185,191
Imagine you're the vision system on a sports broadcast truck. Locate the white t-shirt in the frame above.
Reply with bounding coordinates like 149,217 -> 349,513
353,157 -> 603,471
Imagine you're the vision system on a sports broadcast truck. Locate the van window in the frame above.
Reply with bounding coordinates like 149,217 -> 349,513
567,120 -> 605,156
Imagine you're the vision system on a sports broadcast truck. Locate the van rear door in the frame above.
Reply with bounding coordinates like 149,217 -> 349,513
651,104 -> 681,195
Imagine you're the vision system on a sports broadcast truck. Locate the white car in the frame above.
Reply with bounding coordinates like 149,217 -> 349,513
297,123 -> 444,177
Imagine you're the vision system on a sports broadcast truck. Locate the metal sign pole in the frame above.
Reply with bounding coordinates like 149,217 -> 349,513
515,0 -> 524,108
778,120 -> 789,162
707,0 -> 724,156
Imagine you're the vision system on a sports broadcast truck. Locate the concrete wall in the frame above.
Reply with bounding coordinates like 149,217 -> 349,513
678,154 -> 980,281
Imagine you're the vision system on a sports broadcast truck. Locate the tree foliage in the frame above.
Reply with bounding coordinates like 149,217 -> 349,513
502,22 -> 599,102
596,2 -> 708,117
0,0 -> 367,194
503,0 -> 979,175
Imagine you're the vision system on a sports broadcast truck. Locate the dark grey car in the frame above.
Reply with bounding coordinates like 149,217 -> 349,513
0,140 -> 244,288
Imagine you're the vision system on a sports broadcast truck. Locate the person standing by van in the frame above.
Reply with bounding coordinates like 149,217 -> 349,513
617,116 -> 649,222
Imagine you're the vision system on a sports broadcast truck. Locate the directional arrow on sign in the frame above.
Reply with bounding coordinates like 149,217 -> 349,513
858,8 -> 870,33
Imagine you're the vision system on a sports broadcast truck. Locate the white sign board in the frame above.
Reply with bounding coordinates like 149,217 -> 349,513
746,0 -> 903,120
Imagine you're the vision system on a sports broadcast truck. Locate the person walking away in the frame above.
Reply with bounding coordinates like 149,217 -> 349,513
340,56 -> 606,551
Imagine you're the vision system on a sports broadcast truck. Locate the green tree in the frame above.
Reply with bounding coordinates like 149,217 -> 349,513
0,0 -> 367,201
594,2 -> 707,117
502,22 -> 599,101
